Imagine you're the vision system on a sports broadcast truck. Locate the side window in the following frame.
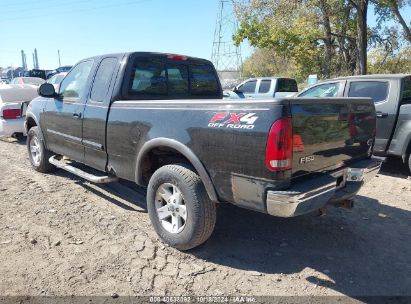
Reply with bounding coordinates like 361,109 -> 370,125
129,59 -> 167,97
190,64 -> 219,96
300,82 -> 340,97
167,64 -> 189,95
59,60 -> 94,99
239,80 -> 257,93
259,80 -> 271,93
90,58 -> 118,102
348,81 -> 389,103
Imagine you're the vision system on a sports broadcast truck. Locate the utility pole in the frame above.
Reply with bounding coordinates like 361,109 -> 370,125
58,50 -> 61,66
211,0 -> 243,81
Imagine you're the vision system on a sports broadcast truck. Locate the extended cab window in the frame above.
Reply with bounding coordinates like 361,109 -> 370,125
300,82 -> 340,97
238,80 -> 257,93
348,81 -> 389,103
59,60 -> 93,99
259,80 -> 271,93
91,58 -> 118,102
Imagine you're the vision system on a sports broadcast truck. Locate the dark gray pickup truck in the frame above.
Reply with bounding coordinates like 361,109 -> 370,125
26,52 -> 380,250
298,74 -> 411,172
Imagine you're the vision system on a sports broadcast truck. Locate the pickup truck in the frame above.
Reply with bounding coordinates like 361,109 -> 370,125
298,74 -> 411,172
26,52 -> 380,250
224,77 -> 298,99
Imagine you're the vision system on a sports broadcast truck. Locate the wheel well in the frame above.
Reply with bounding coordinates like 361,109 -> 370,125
140,146 -> 196,185
26,117 -> 37,131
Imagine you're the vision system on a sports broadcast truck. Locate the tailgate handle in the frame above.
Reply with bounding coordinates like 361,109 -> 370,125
376,111 -> 388,118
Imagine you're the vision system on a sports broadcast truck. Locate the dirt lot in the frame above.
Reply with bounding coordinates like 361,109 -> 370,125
0,138 -> 410,298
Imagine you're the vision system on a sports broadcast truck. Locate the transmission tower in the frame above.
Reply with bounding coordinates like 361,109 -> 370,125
211,0 -> 243,78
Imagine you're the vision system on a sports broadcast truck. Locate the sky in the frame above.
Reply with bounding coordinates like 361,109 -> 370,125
0,0 -> 409,70
1,0 -> 252,69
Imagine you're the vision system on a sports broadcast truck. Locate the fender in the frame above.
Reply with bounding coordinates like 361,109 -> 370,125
135,138 -> 219,202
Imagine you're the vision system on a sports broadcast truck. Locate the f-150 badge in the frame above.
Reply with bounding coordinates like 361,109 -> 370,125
208,112 -> 259,130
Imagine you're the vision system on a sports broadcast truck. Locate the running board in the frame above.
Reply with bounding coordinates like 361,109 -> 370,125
49,155 -> 118,184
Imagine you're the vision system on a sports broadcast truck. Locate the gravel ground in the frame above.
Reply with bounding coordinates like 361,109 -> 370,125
0,138 -> 410,298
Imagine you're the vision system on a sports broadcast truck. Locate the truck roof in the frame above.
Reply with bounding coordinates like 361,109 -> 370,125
83,52 -> 213,64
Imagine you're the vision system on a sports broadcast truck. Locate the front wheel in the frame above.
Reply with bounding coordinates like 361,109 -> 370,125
27,126 -> 56,173
407,153 -> 411,174
147,164 -> 216,251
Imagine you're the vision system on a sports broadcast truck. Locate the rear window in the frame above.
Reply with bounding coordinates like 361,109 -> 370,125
348,81 -> 389,103
126,57 -> 220,99
277,78 -> 298,92
402,77 -> 411,104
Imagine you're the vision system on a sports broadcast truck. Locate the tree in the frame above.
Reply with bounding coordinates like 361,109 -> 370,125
350,0 -> 369,74
374,0 -> 411,44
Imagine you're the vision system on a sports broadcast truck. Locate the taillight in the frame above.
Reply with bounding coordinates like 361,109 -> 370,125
266,117 -> 293,171
2,109 -> 22,119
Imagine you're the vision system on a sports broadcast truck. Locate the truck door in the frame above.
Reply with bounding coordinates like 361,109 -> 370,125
236,79 -> 257,98
82,57 -> 120,171
255,79 -> 273,99
42,60 -> 94,162
345,80 -> 397,154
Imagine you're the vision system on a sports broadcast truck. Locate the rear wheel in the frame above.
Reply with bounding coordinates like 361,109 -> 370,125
27,126 -> 56,173
147,164 -> 216,251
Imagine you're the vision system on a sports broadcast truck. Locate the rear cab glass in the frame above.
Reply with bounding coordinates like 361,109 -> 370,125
124,54 -> 222,100
348,81 -> 389,103
276,78 -> 298,93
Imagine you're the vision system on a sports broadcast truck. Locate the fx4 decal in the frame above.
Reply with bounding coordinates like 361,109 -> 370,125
208,112 -> 259,130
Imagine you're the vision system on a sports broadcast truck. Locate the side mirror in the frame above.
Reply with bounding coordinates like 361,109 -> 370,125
38,83 -> 57,98
233,87 -> 241,93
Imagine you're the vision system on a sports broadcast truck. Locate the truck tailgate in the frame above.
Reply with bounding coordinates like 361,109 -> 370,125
290,98 -> 376,177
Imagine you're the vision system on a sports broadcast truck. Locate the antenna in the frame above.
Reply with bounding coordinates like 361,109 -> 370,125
211,0 -> 243,81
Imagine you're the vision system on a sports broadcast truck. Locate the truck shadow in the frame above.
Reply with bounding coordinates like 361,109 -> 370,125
378,157 -> 410,179
191,196 -> 411,296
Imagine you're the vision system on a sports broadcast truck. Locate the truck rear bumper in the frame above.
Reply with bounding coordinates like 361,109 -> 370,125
266,158 -> 381,217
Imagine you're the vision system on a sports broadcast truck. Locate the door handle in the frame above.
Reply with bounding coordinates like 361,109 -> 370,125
73,112 -> 82,119
376,112 -> 388,118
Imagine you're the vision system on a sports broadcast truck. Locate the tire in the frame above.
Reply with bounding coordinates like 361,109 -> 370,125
147,164 -> 216,251
27,126 -> 56,173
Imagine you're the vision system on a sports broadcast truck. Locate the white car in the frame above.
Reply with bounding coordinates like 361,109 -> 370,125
47,72 -> 67,91
0,84 -> 38,139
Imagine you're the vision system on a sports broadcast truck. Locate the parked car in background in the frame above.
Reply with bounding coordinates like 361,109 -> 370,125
26,52 -> 379,250
10,77 -> 45,87
0,84 -> 38,139
46,66 -> 72,79
298,74 -> 411,172
224,77 -> 298,99
47,72 -> 67,90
